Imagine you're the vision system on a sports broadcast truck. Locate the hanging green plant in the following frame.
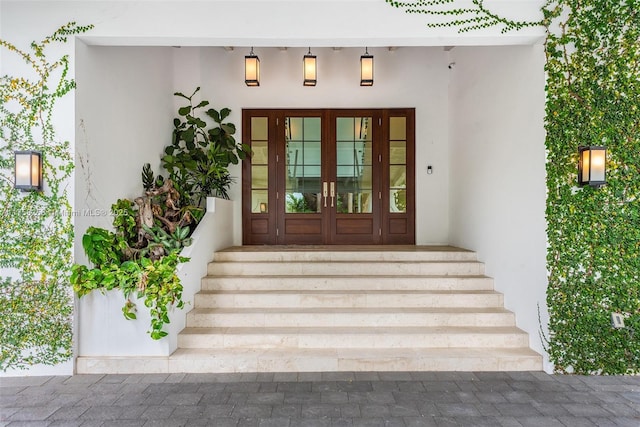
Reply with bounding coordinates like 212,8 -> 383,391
71,167 -> 198,340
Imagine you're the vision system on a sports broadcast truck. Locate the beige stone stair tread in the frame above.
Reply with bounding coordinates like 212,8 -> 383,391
213,247 -> 479,262
171,347 -> 541,358
218,245 -> 472,252
168,347 -> 543,372
200,275 -> 495,292
180,325 -> 528,335
203,274 -> 490,279
212,260 -> 482,264
190,306 -> 512,314
196,289 -> 499,295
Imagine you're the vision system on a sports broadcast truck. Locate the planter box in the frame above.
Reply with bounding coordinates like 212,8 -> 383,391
76,197 -> 235,362
77,289 -> 170,357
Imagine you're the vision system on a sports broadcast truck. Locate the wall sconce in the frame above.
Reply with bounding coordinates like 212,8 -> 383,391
303,48 -> 317,86
245,47 -> 260,87
14,150 -> 42,191
578,146 -> 606,187
360,47 -> 373,86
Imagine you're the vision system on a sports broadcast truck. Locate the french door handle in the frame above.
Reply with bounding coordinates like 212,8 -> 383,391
323,182 -> 328,208
330,182 -> 335,208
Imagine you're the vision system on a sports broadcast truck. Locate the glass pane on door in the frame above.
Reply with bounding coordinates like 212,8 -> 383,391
250,117 -> 269,213
389,117 -> 407,213
285,117 -> 322,213
335,117 -> 373,214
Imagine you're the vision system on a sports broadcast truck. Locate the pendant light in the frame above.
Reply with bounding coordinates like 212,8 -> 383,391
360,47 -> 373,86
303,47 -> 317,86
245,47 -> 260,87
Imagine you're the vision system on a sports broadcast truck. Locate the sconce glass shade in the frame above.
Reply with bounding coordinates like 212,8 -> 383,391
14,150 -> 42,191
578,146 -> 606,187
303,49 -> 317,86
245,48 -> 260,86
360,50 -> 373,86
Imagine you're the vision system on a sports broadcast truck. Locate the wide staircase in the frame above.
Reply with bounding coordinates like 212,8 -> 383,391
171,246 -> 542,372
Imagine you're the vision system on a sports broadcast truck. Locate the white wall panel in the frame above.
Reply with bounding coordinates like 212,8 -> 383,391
448,45 -> 549,369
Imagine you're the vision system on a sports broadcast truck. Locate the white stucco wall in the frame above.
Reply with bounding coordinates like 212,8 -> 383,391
74,43 -> 175,245
448,45 -> 550,370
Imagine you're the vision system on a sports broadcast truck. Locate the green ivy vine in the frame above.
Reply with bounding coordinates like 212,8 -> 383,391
0,22 -> 93,370
543,0 -> 640,374
385,0 -> 542,33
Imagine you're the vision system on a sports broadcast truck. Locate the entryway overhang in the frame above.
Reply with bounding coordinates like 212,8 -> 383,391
1,0 -> 551,377
70,0 -> 546,49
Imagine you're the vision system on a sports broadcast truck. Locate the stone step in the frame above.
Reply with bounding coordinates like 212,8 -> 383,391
186,307 -> 515,328
214,246 -> 477,262
201,275 -> 495,291
177,326 -> 530,349
193,290 -> 504,309
168,347 -> 543,372
170,246 -> 543,373
207,261 -> 485,276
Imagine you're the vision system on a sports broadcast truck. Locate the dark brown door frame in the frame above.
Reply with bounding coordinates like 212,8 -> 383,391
241,110 -> 278,245
242,108 -> 415,245
276,109 -> 326,245
382,108 -> 416,244
327,109 -> 383,245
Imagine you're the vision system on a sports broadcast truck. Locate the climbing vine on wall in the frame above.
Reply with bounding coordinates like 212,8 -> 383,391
387,0 -> 640,374
543,0 -> 640,374
0,22 -> 93,370
385,0 -> 542,33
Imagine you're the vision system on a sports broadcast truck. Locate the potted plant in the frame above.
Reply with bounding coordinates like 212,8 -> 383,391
71,170 -> 198,340
161,87 -> 251,207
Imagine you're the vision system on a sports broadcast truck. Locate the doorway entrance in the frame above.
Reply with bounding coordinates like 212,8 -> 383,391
242,109 -> 415,245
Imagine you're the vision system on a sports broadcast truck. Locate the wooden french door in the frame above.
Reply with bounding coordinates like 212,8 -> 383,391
242,109 -> 414,245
